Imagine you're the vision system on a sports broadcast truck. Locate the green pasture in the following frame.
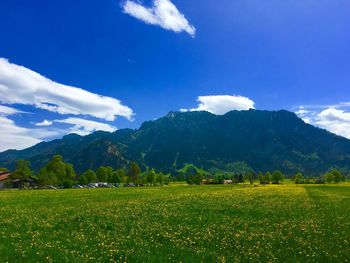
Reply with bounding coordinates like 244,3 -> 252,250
0,184 -> 349,262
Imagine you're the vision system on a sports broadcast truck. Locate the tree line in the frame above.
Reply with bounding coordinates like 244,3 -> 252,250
3,158 -> 349,188
293,169 -> 347,184
7,155 -> 169,188
176,162 -> 348,185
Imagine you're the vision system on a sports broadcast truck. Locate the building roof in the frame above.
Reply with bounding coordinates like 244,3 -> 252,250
11,177 -> 37,183
0,172 -> 11,181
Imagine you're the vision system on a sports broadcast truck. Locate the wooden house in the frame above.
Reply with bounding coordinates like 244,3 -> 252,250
0,171 -> 12,189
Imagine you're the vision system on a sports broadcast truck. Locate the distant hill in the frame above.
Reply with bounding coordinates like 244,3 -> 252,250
1,110 -> 350,175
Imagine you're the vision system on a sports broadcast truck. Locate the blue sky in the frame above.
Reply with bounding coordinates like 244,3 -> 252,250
1,0 -> 350,151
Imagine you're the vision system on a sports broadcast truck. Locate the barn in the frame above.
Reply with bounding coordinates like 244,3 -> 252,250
0,171 -> 38,189
0,171 -> 12,189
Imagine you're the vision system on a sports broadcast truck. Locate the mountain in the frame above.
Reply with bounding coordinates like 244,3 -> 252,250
1,110 -> 350,175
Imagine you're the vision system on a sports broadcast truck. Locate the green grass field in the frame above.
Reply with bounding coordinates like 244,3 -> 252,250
0,184 -> 349,262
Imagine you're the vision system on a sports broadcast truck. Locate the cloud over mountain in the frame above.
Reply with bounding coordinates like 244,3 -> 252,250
296,106 -> 350,139
0,106 -> 40,152
182,95 -> 255,115
315,108 -> 350,139
0,58 -> 133,121
55,117 -> 117,136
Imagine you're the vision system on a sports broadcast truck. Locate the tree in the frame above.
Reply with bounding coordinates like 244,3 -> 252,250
196,172 -> 204,185
12,160 -> 32,188
137,172 -> 146,185
163,173 -> 171,185
214,173 -> 225,184
97,166 -> 113,182
38,168 -> 51,186
78,175 -> 89,185
330,169 -> 342,183
294,172 -> 305,184
62,179 -> 74,188
127,162 -> 141,184
46,155 -> 67,179
325,172 -> 335,184
263,172 -> 272,184
38,155 -> 76,186
0,168 -> 8,172
146,169 -> 156,186
244,172 -> 255,185
272,170 -> 284,184
115,169 -> 127,184
177,172 -> 185,182
179,164 -> 207,183
65,164 -> 76,179
156,172 -> 165,186
258,172 -> 264,183
237,174 -> 244,184
108,171 -> 118,184
82,169 -> 97,183
187,172 -> 203,185
183,165 -> 197,180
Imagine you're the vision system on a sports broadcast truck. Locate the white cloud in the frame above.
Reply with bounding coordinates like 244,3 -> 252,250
123,0 -> 196,37
0,104 -> 42,151
184,95 -> 255,115
55,117 -> 117,136
0,104 -> 117,151
0,58 -> 134,121
0,105 -> 23,116
35,120 -> 53,127
295,106 -> 350,139
315,108 -> 350,139
0,116 -> 42,152
0,116 -> 118,152
295,107 -> 313,124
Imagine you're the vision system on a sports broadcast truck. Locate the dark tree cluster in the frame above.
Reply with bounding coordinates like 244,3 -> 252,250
7,158 -> 169,189
292,168 -> 346,184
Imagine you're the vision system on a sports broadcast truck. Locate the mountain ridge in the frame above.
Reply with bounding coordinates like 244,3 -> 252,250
1,109 -> 350,175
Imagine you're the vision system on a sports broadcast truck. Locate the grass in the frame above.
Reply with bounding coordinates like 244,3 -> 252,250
0,184 -> 349,262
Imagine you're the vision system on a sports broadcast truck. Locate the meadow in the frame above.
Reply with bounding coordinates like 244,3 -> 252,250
0,184 -> 349,262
